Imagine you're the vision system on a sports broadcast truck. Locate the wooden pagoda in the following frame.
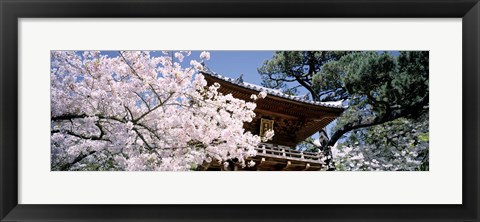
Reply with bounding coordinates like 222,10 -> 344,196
198,70 -> 344,171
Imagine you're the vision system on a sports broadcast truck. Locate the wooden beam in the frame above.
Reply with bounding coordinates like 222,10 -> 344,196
255,108 -> 299,119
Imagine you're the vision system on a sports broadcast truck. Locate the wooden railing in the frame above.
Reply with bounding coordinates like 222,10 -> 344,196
254,143 -> 324,163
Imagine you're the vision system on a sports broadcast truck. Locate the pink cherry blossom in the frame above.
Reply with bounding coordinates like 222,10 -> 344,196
200,51 -> 210,61
174,52 -> 184,62
258,91 -> 267,99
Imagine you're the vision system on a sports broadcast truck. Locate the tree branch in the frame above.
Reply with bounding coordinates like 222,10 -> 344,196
135,92 -> 151,110
59,150 -> 96,171
133,92 -> 174,123
118,51 -> 145,81
51,129 -> 110,142
327,97 -> 429,147
52,113 -> 126,124
292,74 -> 319,101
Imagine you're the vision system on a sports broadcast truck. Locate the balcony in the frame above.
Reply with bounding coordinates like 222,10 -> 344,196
199,143 -> 327,171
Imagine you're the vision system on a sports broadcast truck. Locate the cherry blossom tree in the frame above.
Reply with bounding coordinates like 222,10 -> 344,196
51,51 -> 272,171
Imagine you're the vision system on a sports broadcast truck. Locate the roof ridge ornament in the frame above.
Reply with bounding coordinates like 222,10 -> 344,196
234,73 -> 244,84
302,94 -> 310,100
202,62 -> 209,72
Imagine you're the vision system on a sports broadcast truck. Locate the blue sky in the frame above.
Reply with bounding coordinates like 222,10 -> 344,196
194,51 -> 274,84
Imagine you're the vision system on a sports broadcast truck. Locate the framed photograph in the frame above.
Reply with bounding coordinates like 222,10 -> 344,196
1,0 -> 479,221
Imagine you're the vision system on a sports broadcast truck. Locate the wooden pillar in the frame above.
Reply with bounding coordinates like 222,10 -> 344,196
222,162 -> 229,171
303,163 -> 310,171
203,163 -> 210,171
256,158 -> 266,171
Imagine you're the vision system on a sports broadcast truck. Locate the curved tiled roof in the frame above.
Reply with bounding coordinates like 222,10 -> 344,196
200,70 -> 345,109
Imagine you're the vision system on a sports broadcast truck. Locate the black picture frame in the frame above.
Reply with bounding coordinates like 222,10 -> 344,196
1,0 -> 479,221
